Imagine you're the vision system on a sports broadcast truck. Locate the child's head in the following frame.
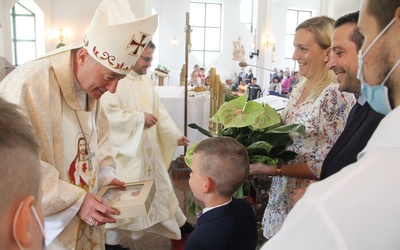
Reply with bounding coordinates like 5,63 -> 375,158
189,137 -> 249,200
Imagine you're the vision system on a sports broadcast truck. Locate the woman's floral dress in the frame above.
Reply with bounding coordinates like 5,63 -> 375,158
262,82 -> 356,239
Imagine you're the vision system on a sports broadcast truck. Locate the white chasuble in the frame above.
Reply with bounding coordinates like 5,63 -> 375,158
102,72 -> 185,241
62,100 -> 104,250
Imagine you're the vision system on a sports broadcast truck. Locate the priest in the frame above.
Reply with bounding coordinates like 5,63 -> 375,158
0,0 -> 158,249
101,41 -> 193,249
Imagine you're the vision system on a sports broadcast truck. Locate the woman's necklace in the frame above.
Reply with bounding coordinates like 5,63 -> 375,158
74,94 -> 95,171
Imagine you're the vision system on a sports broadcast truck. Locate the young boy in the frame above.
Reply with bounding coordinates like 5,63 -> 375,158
185,136 -> 257,250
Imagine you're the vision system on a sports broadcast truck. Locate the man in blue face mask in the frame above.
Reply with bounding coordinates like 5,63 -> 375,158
357,16 -> 400,115
0,98 -> 45,250
260,1 -> 400,249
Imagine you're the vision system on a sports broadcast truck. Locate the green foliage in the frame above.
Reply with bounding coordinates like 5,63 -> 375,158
225,89 -> 239,102
185,94 -> 306,216
186,94 -> 305,165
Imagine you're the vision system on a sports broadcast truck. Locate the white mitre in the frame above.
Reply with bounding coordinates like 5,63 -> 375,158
84,0 -> 158,74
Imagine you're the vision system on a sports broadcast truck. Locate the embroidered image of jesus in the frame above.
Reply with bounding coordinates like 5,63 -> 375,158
68,136 -> 94,191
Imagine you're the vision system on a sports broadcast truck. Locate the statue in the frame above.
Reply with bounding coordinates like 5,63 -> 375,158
232,36 -> 245,61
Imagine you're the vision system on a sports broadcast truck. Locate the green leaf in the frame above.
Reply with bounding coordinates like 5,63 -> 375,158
234,185 -> 244,198
247,141 -> 274,155
257,133 -> 293,148
210,94 -> 247,125
210,95 -> 264,128
266,123 -> 306,135
184,142 -> 200,168
225,90 -> 239,102
188,123 -> 214,137
249,154 -> 277,164
250,103 -> 282,130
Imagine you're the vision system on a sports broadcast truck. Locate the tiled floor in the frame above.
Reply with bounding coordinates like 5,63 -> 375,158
117,157 -> 267,250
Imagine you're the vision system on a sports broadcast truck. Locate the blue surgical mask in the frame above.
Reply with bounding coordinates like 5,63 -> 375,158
357,18 -> 400,115
13,200 -> 46,250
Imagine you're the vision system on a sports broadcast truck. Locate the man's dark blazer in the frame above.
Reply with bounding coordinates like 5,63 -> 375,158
320,101 -> 384,180
184,197 -> 257,250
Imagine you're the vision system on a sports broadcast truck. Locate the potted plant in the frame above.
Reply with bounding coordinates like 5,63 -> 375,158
184,94 -> 305,216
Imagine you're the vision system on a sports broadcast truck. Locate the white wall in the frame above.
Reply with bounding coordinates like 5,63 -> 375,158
0,0 -> 361,88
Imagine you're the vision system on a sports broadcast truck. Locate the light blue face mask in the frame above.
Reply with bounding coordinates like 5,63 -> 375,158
357,18 -> 400,115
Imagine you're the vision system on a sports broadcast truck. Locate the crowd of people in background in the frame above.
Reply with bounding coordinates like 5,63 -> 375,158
190,64 -> 208,87
268,68 -> 300,98
230,65 -> 301,99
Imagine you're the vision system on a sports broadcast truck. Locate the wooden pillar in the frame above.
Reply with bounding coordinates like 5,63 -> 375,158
183,12 -> 191,155
158,76 -> 164,86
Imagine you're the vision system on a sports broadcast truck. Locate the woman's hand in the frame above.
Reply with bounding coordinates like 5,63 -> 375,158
249,163 -> 276,175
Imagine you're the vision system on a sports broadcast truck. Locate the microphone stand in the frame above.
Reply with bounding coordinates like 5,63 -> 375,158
239,61 -> 275,72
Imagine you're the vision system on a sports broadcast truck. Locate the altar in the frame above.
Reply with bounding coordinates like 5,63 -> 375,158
154,86 -> 210,158
253,95 -> 289,113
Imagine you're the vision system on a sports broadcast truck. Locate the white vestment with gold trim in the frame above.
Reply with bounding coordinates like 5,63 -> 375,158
0,50 -> 117,250
101,71 -> 186,243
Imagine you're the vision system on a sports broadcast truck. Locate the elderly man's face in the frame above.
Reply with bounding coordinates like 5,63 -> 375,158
327,23 -> 360,93
75,49 -> 125,100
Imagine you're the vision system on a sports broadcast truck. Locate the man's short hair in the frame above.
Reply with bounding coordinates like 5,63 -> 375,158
147,40 -> 156,50
252,78 -> 257,81
194,137 -> 249,197
335,11 -> 364,51
366,0 -> 400,31
0,98 -> 41,211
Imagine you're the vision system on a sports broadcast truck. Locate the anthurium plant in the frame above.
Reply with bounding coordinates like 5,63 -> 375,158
184,94 -> 305,216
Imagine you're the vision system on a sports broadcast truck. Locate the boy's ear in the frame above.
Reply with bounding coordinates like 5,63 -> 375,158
203,176 -> 215,193
14,196 -> 35,248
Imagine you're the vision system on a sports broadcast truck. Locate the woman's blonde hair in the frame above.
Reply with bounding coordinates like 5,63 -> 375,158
292,16 -> 336,101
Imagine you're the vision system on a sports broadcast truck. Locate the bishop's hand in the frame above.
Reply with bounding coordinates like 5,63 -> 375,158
78,192 -> 120,227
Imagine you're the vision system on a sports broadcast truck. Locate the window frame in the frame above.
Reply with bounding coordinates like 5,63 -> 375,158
285,9 -> 313,71
10,2 -> 37,66
190,1 -> 222,66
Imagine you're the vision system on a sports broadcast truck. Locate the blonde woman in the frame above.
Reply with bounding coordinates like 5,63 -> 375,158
250,16 -> 356,240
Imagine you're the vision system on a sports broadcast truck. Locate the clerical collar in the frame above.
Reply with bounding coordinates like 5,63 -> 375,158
129,70 -> 144,81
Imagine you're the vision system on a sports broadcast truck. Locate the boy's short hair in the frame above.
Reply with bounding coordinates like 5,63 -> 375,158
193,136 -> 249,197
0,98 -> 41,211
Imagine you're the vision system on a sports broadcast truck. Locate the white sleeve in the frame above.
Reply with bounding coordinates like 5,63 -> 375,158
44,195 -> 85,246
261,198 -> 346,250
